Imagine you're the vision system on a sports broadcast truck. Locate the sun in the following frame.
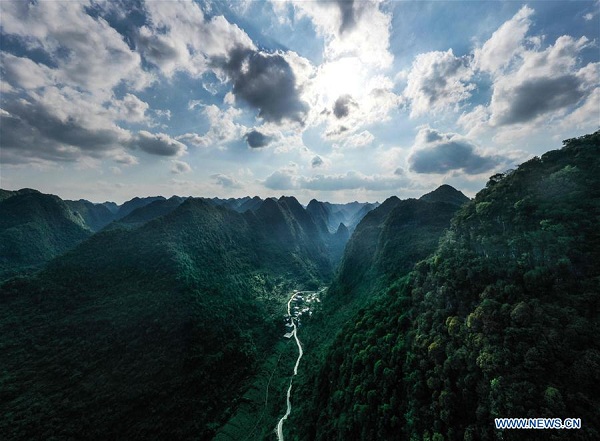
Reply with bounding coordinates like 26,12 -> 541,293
315,57 -> 367,105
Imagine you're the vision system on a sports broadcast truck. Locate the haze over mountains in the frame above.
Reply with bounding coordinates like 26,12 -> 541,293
0,133 -> 599,440
0,191 -> 378,283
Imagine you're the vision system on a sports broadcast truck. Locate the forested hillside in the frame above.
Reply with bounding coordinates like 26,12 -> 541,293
0,196 -> 334,440
0,190 -> 92,281
294,132 -> 600,440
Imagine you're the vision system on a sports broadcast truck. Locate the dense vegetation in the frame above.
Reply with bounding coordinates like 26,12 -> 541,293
0,190 -> 92,281
293,132 -> 600,440
0,196 -> 335,440
2,132 -> 597,440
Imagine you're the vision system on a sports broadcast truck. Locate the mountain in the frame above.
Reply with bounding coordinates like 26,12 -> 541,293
64,199 -> 115,231
419,183 -> 470,206
237,195 -> 263,212
306,199 -> 378,233
107,196 -> 187,230
115,195 -> 166,219
0,195 -> 335,440
293,132 -> 600,440
101,201 -> 119,214
346,201 -> 379,232
306,199 -> 332,235
0,190 -> 92,281
250,196 -> 332,283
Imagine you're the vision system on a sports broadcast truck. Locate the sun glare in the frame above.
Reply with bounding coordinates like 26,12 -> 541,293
316,57 -> 366,104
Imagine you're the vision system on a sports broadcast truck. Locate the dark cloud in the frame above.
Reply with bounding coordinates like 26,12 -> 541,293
496,75 -> 585,125
333,94 -> 357,119
409,131 -> 502,175
335,0 -> 357,34
217,48 -> 308,124
131,131 -> 186,156
311,155 -> 324,168
244,130 -> 272,148
0,99 -> 122,163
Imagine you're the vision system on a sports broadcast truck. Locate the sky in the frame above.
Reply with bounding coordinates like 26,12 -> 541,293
0,0 -> 598,204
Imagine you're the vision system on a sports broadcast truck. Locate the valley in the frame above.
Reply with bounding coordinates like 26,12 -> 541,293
0,133 -> 598,440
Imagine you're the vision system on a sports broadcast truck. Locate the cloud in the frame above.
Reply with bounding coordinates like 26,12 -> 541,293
178,105 -> 246,148
211,173 -> 242,188
403,49 -> 475,118
132,131 -> 187,156
176,132 -> 210,148
333,94 -> 357,118
0,53 -> 56,89
138,0 -> 255,78
288,0 -> 393,69
263,168 -> 409,191
338,130 -> 375,149
408,127 -> 505,175
0,0 -> 150,94
115,93 -> 149,123
0,88 -> 131,164
456,7 -> 598,139
113,152 -> 139,166
474,6 -> 534,75
335,0 -> 357,34
487,35 -> 594,127
492,75 -> 586,126
0,2 -> 156,166
301,171 -> 407,191
245,130 -> 273,148
171,160 -> 192,174
216,48 -> 309,124
311,155 -> 324,168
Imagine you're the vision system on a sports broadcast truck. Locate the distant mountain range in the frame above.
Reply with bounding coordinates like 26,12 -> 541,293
4,133 -> 597,441
0,181 -> 467,439
0,192 -> 381,282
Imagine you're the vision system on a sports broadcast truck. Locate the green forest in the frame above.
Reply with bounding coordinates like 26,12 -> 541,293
0,132 -> 598,440
289,132 -> 600,441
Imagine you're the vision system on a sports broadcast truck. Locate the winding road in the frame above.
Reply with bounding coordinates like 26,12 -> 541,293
275,290 -> 319,441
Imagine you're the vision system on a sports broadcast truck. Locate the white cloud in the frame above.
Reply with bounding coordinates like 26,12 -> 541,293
487,36 -> 594,128
115,93 -> 149,123
474,6 -> 534,75
0,53 -> 56,89
211,173 -> 242,188
403,49 -> 475,118
132,131 -> 187,157
457,7 -> 598,141
337,130 -> 375,149
0,0 -> 151,94
139,0 -> 255,78
263,167 -> 410,191
278,0 -> 401,138
113,152 -> 139,166
178,105 -> 246,148
171,160 -> 192,174
288,0 -> 393,69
